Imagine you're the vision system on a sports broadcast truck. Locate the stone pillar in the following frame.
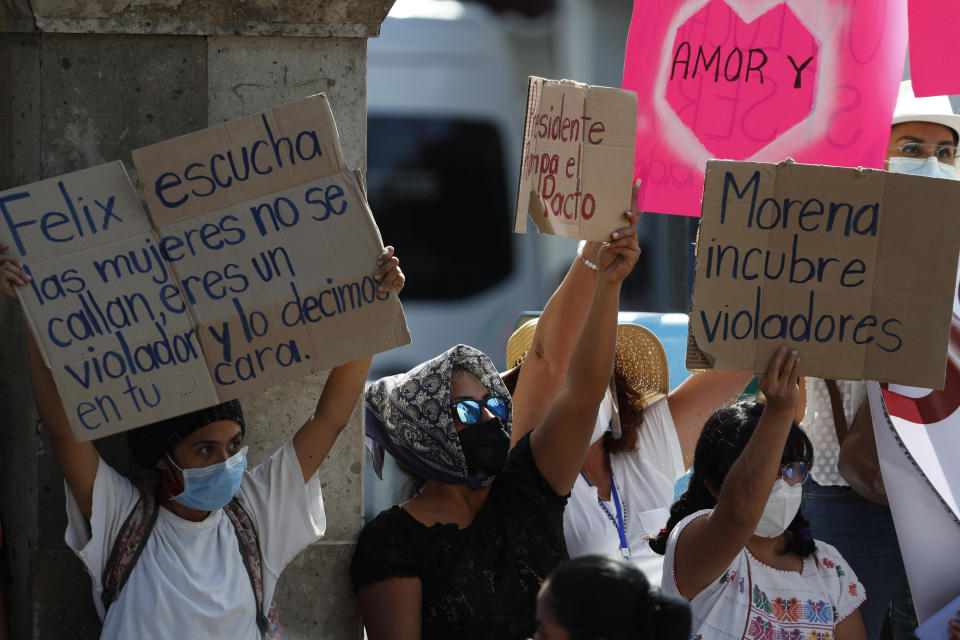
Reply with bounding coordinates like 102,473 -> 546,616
0,2 -> 393,637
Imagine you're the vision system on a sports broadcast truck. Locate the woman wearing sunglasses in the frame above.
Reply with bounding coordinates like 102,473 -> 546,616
650,348 -> 867,640
351,224 -> 641,640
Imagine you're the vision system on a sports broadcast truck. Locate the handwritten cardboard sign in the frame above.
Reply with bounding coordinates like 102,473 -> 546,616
686,160 -> 960,389
0,162 -> 220,439
623,0 -> 908,217
514,77 -> 637,242
0,95 -> 410,441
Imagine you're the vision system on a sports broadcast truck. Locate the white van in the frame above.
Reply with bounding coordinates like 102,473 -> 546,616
365,0 -> 557,381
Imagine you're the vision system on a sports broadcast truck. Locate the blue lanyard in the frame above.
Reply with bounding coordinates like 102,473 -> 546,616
580,466 -> 629,559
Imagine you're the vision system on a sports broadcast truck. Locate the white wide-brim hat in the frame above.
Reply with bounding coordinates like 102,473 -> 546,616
891,80 -> 960,142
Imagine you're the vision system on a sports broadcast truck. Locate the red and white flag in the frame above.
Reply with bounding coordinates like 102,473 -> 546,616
869,268 -> 960,623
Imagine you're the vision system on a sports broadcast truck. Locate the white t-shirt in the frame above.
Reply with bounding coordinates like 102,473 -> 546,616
64,439 -> 325,639
663,510 -> 866,640
563,398 -> 685,585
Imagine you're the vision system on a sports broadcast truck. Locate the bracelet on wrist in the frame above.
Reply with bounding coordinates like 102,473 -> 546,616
577,241 -> 599,271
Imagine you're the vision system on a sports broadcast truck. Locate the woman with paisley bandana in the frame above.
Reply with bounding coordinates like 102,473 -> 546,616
351,223 -> 641,640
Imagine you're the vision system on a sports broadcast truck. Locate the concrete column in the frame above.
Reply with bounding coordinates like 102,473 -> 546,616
0,2 -> 393,637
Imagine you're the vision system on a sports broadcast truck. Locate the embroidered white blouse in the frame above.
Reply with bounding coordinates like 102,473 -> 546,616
663,510 -> 866,640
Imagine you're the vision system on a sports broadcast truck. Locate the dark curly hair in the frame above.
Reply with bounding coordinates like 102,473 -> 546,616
649,400 -> 815,557
541,555 -> 691,640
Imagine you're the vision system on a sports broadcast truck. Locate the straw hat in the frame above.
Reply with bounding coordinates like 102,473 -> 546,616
503,318 -> 670,411
614,323 -> 670,408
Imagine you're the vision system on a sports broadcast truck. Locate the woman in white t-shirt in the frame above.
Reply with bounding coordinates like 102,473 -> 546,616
507,319 -> 752,584
650,348 -> 867,640
0,244 -> 404,639
504,185 -> 752,584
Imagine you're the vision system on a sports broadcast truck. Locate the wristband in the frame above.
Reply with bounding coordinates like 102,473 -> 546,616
577,240 -> 598,271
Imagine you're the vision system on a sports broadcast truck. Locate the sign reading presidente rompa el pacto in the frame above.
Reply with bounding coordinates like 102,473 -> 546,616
0,94 -> 410,441
514,76 -> 637,242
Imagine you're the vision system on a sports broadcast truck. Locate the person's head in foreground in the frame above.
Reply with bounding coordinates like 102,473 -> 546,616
887,79 -> 960,178
534,555 -> 691,640
126,399 -> 246,513
650,399 -> 815,556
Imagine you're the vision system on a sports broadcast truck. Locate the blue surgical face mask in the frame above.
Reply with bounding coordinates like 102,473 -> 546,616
888,155 -> 956,179
167,447 -> 247,511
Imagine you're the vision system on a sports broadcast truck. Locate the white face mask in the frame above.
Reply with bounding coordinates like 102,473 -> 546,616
590,387 -> 615,445
888,155 -> 956,180
753,479 -> 803,538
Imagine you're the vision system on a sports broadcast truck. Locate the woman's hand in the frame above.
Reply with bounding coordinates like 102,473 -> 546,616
950,611 -> 960,640
0,244 -> 30,301
596,179 -> 642,285
758,346 -> 801,415
374,245 -> 404,294
596,229 -> 640,285
580,179 -> 642,265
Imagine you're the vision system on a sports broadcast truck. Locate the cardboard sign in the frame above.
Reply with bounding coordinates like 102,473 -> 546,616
0,162 -> 220,439
514,77 -> 637,242
1,95 -> 410,441
623,0 -> 908,217
686,159 -> 960,389
908,0 -> 960,97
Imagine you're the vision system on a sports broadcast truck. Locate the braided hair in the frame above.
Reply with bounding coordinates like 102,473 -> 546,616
541,555 -> 691,640
649,400 -> 815,557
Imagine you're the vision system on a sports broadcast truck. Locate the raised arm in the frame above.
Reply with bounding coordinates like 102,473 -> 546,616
1,244 -> 100,519
672,347 -> 800,598
667,369 -> 755,468
292,246 -> 403,482
509,239 -> 600,447
528,227 -> 640,495
511,182 -> 641,447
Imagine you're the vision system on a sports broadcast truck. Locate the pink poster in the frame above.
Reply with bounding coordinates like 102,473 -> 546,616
908,0 -> 960,97
623,0 -> 908,217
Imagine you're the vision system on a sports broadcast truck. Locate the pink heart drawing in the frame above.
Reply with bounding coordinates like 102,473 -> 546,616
665,0 -> 819,160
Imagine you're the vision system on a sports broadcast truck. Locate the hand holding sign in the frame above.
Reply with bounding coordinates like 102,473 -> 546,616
373,245 -> 404,294
757,346 -> 801,416
0,244 -> 29,296
596,183 -> 643,285
596,219 -> 642,287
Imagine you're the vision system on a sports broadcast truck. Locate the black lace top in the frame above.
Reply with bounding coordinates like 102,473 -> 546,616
351,433 -> 569,640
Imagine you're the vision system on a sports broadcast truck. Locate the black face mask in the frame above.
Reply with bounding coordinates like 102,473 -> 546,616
457,417 -> 510,479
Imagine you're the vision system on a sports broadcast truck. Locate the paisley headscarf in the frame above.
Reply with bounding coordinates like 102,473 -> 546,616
365,344 -> 513,489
